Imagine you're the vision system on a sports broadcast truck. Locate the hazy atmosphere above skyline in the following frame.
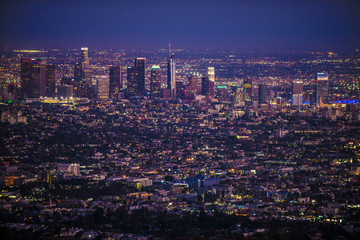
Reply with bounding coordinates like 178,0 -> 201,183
1,0 -> 360,51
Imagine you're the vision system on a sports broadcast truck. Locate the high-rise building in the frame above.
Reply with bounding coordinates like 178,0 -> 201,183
188,75 -> 199,95
167,53 -> 176,98
20,57 -> 55,98
316,72 -> 329,106
150,65 -> 161,98
126,67 -> 137,97
80,47 -> 92,86
96,75 -> 109,100
109,66 -> 122,99
20,57 -> 33,98
207,67 -> 215,98
45,65 -> 56,98
126,58 -> 146,97
292,80 -> 303,95
73,48 -> 93,98
243,79 -> 252,101
74,62 -> 81,81
292,80 -> 303,106
135,58 -> 146,96
258,84 -> 267,104
201,77 -> 210,96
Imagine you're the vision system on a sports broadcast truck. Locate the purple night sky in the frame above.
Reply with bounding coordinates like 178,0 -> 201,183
1,0 -> 360,51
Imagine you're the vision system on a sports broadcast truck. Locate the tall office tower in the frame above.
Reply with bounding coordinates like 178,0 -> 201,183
207,67 -> 215,98
201,77 -> 210,96
20,57 -> 32,98
188,75 -> 199,95
150,65 -> 161,98
80,47 -> 92,86
243,78 -> 252,101
167,53 -> 176,98
74,62 -> 81,81
316,72 -> 329,106
96,75 -> 109,100
292,80 -> 303,106
21,57 -> 55,98
109,66 -> 122,99
126,67 -> 137,97
73,48 -> 93,98
45,65 -> 56,98
135,58 -> 146,96
258,84 -> 267,104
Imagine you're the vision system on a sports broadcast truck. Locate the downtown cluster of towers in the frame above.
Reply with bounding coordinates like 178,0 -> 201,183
19,47 -> 329,107
20,47 -> 215,101
289,72 -> 329,107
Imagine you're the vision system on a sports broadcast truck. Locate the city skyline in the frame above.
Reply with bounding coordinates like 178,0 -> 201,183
1,1 -> 360,237
1,0 -> 360,51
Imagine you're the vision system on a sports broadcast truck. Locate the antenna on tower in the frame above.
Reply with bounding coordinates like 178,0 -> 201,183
168,43 -> 171,56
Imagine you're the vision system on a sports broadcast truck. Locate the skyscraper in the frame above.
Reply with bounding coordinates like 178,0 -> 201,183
292,80 -> 303,106
243,79 -> 252,101
188,75 -> 200,95
45,64 -> 56,98
21,57 -> 55,98
126,67 -> 137,97
109,66 -> 122,99
316,72 -> 329,106
126,58 -> 146,97
167,53 -> 176,99
73,47 -> 93,98
135,58 -> 146,96
201,77 -> 210,96
150,65 -> 161,98
20,57 -> 32,98
207,67 -> 215,98
97,75 -> 109,100
258,84 -> 267,104
80,47 -> 92,86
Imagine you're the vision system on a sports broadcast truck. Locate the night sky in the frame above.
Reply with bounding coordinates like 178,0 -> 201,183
1,0 -> 360,51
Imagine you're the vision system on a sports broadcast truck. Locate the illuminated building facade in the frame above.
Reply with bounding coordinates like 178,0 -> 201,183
316,72 -> 329,106
207,67 -> 215,98
292,80 -> 303,106
80,47 -> 92,86
243,78 -> 252,101
96,75 -> 109,100
126,67 -> 138,97
150,65 -> 161,98
167,53 -> 176,98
